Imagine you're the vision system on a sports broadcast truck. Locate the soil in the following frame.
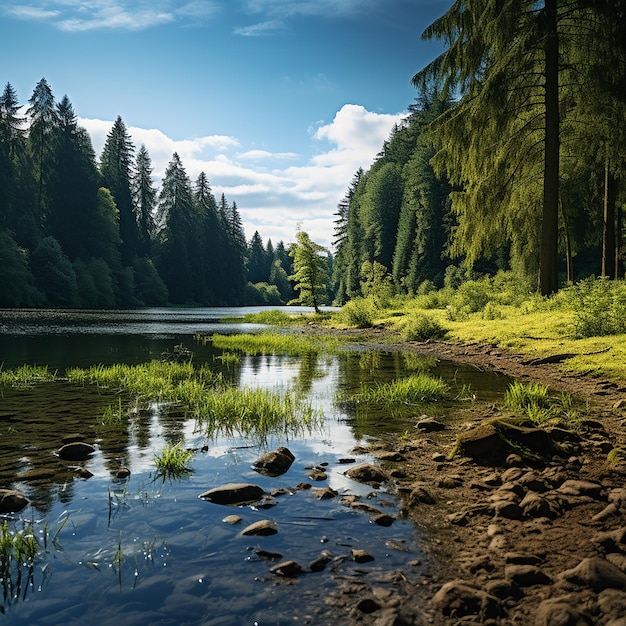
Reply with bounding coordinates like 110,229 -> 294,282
308,326 -> 626,625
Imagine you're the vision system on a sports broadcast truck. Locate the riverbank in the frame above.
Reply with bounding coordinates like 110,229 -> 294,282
309,324 -> 626,625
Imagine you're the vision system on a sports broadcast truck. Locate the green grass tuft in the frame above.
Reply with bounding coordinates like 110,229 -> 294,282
154,442 -> 194,480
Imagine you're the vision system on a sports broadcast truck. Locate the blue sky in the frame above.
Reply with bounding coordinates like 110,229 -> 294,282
1,0 -> 447,247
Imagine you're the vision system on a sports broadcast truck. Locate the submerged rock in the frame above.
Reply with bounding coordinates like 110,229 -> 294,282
58,441 -> 96,461
270,560 -> 304,577
0,489 -> 29,513
344,463 -> 389,487
240,519 -> 277,536
252,446 -> 295,477
199,483 -> 264,505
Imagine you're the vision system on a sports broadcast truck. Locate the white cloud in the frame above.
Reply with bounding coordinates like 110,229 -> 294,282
80,103 -> 405,248
3,1 -> 219,31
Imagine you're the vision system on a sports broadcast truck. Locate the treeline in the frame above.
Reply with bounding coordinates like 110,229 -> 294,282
332,1 -> 626,302
0,78 -> 299,308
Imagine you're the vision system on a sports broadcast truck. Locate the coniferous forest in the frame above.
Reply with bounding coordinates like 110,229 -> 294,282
2,3 -> 626,310
0,78 -> 297,308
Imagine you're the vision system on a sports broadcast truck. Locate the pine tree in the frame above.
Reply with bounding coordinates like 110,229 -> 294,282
133,144 -> 156,258
247,230 -> 268,284
100,116 -> 137,264
27,78 -> 57,223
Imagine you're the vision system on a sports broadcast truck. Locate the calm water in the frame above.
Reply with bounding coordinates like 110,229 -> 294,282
0,308 -> 511,625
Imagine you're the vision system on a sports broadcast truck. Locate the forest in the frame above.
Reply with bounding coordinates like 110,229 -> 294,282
2,2 -> 625,310
0,78 -> 302,308
332,0 -> 626,302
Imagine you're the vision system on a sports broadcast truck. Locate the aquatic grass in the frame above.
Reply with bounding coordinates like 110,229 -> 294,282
214,351 -> 241,368
241,309 -> 295,325
0,364 -> 57,389
154,442 -> 194,480
211,332 -> 344,356
343,373 -> 448,408
193,386 -> 322,440
1,520 -> 40,600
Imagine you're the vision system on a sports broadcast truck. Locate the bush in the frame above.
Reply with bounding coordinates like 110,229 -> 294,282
400,314 -> 448,341
334,298 -> 375,328
570,277 -> 626,338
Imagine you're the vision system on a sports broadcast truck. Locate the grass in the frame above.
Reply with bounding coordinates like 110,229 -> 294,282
0,364 -> 57,389
1,520 -> 40,601
342,373 -> 448,408
502,381 -> 586,428
210,331 -> 345,356
154,442 -> 194,480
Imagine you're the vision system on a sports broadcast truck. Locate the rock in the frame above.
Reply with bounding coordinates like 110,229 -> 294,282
494,501 -> 523,520
417,417 -> 446,432
598,589 -> 626,621
270,560 -> 303,577
456,423 -> 508,463
518,471 -> 551,492
222,514 -> 242,524
338,457 -> 356,464
430,580 -> 501,619
505,453 -> 525,467
505,564 -> 551,586
374,451 -> 405,462
438,475 -> 463,489
520,492 -> 560,519
606,553 -> 626,572
75,467 -> 94,479
609,488 -> 626,507
485,578 -> 522,600
309,551 -> 332,572
311,487 -> 337,500
256,549 -> 282,560
344,463 -> 389,487
114,468 -> 131,479
352,548 -> 375,563
17,468 -> 57,481
592,527 -> 626,552
58,441 -> 96,461
252,446 -> 295,477
535,597 -> 593,626
409,484 -> 436,505
199,483 -> 264,505
240,520 -> 278,536
593,502 -> 619,522
355,597 -> 381,614
505,552 -> 543,566
0,489 -> 29,513
557,480 -> 603,499
307,469 -> 327,481
561,557 -> 626,591
371,513 -> 395,527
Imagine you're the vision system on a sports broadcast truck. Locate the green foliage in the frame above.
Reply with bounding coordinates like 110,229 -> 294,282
154,442 -> 194,480
0,364 -> 56,389
211,332 -> 343,356
245,282 -> 283,305
240,309 -> 294,325
343,373 -> 448,407
289,229 -> 330,312
333,297 -> 376,328
569,277 -> 626,338
0,520 -> 40,582
399,314 -> 448,341
360,261 -> 395,308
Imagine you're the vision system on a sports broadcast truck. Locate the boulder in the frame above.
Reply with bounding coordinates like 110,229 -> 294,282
311,487 -> 337,500
0,489 -> 29,513
505,564 -> 551,586
558,480 -> 604,499
240,520 -> 278,536
430,580 -> 501,619
535,597 -> 593,626
199,483 -> 264,505
58,441 -> 96,461
561,557 -> 626,592
352,548 -> 374,563
270,560 -> 304,578
344,463 -> 389,487
416,417 -> 446,432
252,446 -> 295,477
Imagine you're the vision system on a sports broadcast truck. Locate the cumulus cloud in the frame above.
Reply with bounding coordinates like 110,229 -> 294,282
80,103 -> 405,248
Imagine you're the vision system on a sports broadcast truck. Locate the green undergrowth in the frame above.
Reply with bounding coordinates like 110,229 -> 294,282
332,274 -> 626,383
0,365 -> 57,389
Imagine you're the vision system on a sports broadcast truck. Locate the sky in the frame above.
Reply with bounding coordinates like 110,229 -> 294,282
0,0 -> 448,249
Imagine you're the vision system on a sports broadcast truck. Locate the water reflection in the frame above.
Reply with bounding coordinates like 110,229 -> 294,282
0,308 -> 513,624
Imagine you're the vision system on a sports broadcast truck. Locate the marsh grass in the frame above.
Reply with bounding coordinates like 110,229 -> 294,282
503,381 -> 585,428
154,442 -> 194,480
1,519 -> 40,602
342,373 -> 448,408
0,365 -> 56,389
193,386 -> 322,440
211,332 -> 344,356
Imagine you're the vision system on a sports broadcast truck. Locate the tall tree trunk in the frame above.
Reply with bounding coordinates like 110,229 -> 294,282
602,156 -> 616,278
539,0 -> 560,296
617,192 -> 624,279
560,202 -> 574,284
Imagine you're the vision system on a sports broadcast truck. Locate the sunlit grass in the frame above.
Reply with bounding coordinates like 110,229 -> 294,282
210,332 -> 345,356
0,364 -> 57,389
341,373 -> 448,408
0,520 -> 40,587
154,442 -> 194,480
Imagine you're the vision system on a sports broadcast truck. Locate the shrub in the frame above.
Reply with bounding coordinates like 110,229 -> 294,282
334,298 -> 375,328
570,277 -> 626,338
400,314 -> 448,341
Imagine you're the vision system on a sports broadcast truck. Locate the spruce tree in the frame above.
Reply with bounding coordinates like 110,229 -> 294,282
133,144 -> 156,258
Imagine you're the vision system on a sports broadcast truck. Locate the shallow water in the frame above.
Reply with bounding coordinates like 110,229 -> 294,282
0,308 -> 511,624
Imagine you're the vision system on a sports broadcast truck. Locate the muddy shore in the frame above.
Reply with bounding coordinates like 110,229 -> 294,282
312,326 -> 626,625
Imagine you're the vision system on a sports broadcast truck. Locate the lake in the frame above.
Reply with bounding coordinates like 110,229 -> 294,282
0,308 -> 511,625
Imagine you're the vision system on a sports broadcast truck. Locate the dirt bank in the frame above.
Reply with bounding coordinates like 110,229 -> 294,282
313,326 -> 626,625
